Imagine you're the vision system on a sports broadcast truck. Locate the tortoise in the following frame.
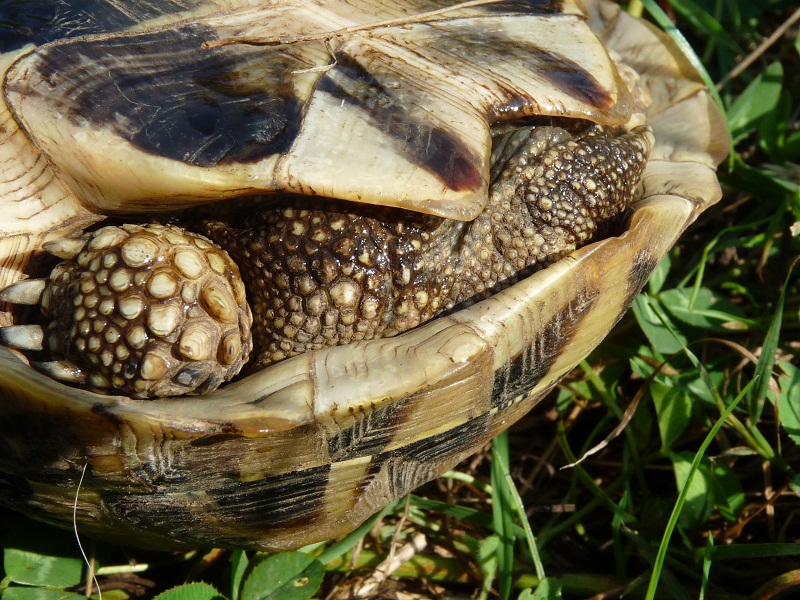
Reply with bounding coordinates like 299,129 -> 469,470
0,0 -> 728,550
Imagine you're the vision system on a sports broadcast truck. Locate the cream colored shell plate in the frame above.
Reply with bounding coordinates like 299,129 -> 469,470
3,0 -> 630,224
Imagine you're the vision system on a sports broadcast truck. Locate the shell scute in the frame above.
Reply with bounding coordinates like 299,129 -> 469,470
0,0 -> 197,51
6,0 -> 633,221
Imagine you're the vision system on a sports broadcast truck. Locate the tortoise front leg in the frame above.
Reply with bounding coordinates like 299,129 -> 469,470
202,123 -> 653,370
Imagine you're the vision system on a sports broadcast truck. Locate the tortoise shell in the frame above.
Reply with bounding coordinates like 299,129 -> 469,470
0,0 -> 727,549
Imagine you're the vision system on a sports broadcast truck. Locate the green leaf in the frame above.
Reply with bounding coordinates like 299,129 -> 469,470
776,361 -> 800,444
727,62 -> 784,142
632,295 -> 686,355
2,589 -> 86,600
659,287 -> 752,329
475,535 -> 499,600
683,373 -> 723,413
476,535 -> 499,575
3,520 -> 84,588
240,552 -> 323,600
651,381 -> 692,449
153,582 -> 227,600
759,92 -> 793,160
669,451 -> 715,529
674,459 -> 741,527
647,254 -> 671,295
523,578 -> 563,599
230,551 -> 248,600
709,463 -> 745,523
3,550 -> 84,590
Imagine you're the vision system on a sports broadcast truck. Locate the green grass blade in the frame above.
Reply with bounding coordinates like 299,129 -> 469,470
491,431 -> 516,600
640,0 -> 732,150
700,533 -> 713,600
644,379 -> 753,600
747,258 -> 797,423
491,434 -> 546,581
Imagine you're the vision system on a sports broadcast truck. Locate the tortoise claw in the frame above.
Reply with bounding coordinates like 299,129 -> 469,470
32,360 -> 87,384
42,237 -> 86,260
0,278 -> 46,305
0,324 -> 44,351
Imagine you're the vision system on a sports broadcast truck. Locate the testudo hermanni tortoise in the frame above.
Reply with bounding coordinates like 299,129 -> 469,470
0,0 -> 727,550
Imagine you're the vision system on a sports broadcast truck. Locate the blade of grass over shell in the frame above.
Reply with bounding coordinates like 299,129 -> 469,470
668,0 -> 742,56
639,0 -> 731,152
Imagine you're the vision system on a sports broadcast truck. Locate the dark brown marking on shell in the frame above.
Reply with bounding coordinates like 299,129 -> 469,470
208,463 -> 331,528
622,250 -> 661,309
316,54 -> 483,193
189,432 -> 245,448
102,489 -> 204,539
397,0 -> 563,13
428,30 -> 613,119
326,396 -> 415,460
525,49 -> 614,112
380,413 -> 491,496
474,0 -> 564,13
0,0 -> 189,52
491,290 -> 600,410
0,413 -> 82,481
91,401 -> 123,426
32,25 -> 305,167
0,473 -> 34,507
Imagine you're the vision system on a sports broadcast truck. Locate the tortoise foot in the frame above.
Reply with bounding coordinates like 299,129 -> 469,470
0,223 -> 253,398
